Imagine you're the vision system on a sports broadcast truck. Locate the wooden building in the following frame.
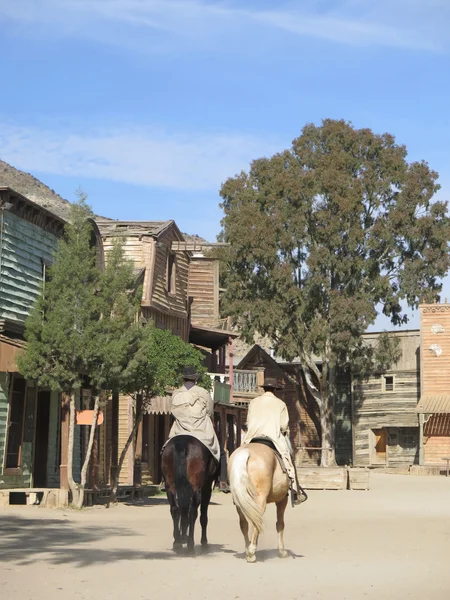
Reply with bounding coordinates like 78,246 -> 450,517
0,188 -> 64,493
416,303 -> 450,466
95,225 -> 241,487
352,330 -> 420,467
232,345 -> 317,464
0,187 -> 109,503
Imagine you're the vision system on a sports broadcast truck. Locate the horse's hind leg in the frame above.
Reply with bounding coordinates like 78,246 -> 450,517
246,499 -> 266,564
187,491 -> 201,556
236,506 -> 250,551
200,484 -> 212,550
276,495 -> 289,558
167,490 -> 182,552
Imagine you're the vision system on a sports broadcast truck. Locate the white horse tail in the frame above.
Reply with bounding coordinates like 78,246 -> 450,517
230,447 -> 264,535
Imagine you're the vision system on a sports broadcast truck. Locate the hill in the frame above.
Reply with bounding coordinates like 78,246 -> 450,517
0,160 -> 72,220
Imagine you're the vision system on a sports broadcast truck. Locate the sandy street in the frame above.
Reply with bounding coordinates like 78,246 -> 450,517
1,473 -> 450,600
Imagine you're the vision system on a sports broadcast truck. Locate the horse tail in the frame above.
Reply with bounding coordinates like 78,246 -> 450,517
173,441 -> 193,540
229,447 -> 264,535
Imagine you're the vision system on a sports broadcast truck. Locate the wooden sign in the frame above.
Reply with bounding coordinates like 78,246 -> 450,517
75,410 -> 104,426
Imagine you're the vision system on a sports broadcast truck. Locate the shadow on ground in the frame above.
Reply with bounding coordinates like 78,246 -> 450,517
233,548 -> 304,562
0,514 -> 232,567
124,497 -> 221,508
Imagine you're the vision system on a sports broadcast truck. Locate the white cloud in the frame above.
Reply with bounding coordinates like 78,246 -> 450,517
0,0 -> 448,53
0,123 -> 278,190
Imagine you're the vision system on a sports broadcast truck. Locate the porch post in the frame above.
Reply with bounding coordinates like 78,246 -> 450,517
228,337 -> 234,404
59,393 -> 69,490
419,413 -> 425,466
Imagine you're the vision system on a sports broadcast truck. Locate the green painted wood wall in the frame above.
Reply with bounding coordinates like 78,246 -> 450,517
0,372 -> 9,480
0,211 -> 58,323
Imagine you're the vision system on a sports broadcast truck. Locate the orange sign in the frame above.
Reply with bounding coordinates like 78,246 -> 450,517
75,410 -> 104,426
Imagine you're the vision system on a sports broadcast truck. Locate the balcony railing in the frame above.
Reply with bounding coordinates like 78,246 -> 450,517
233,370 -> 258,394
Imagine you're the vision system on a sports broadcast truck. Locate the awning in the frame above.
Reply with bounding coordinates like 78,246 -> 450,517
189,324 -> 238,351
147,396 -> 172,415
416,395 -> 450,414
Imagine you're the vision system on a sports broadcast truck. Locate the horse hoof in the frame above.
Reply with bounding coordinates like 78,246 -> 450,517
173,542 -> 183,553
201,543 -> 210,554
246,554 -> 256,563
279,550 -> 288,559
186,546 -> 196,557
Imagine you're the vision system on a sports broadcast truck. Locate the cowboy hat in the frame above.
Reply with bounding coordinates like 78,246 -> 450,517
182,365 -> 199,380
263,375 -> 284,390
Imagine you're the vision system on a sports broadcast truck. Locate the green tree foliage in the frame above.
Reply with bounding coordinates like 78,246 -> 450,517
112,325 -> 210,496
19,193 -> 141,506
18,196 -> 99,394
219,119 -> 450,465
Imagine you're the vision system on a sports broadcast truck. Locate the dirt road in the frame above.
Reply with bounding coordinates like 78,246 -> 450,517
1,473 -> 450,600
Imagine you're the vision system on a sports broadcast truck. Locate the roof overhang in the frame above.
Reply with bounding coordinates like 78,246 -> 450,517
416,395 -> 450,414
189,324 -> 238,351
147,396 -> 172,415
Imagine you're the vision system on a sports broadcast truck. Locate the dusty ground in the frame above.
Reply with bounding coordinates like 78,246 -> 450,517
1,473 -> 450,600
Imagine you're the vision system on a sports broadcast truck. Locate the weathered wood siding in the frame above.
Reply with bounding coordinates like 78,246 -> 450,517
150,230 -> 189,318
142,307 -> 189,342
352,331 -> 420,467
0,372 -> 9,480
101,234 -> 155,305
353,352 -> 420,467
117,395 -> 133,484
188,258 -> 219,327
420,304 -> 450,396
0,211 -> 58,323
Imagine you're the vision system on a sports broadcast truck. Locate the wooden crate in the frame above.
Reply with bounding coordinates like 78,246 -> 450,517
296,467 -> 347,490
347,468 -> 370,490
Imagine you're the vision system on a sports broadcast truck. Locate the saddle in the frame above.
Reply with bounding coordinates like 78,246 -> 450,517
250,436 -> 308,507
249,437 -> 287,475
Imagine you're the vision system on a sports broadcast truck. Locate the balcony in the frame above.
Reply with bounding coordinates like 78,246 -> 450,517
207,369 -> 261,405
233,370 -> 259,394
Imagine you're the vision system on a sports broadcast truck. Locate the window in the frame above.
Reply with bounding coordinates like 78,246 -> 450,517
167,252 -> 176,294
41,258 -> 52,293
399,427 -> 417,449
5,376 -> 27,469
382,375 -> 395,392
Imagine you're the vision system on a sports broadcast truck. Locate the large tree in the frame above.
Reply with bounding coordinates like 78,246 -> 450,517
219,119 -> 450,466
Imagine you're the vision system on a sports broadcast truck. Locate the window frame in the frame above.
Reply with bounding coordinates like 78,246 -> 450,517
381,374 -> 395,393
166,251 -> 177,296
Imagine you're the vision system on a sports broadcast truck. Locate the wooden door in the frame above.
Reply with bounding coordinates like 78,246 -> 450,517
33,391 -> 51,487
372,428 -> 387,464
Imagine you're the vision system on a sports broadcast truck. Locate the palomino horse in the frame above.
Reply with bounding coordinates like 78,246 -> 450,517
229,441 -> 290,563
161,434 -> 218,555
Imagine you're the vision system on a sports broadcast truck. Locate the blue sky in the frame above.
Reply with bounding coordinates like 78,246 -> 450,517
1,0 -> 450,330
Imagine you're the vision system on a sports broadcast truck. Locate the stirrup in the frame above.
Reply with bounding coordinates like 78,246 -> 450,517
291,488 -> 308,507
219,481 -> 231,494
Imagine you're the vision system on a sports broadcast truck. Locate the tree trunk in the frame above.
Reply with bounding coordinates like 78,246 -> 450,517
303,360 -> 337,467
67,392 -> 80,507
74,394 -> 100,509
319,363 -> 337,468
111,405 -> 144,501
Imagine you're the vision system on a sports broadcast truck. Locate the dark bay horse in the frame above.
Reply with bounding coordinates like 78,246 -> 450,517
161,435 -> 218,555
